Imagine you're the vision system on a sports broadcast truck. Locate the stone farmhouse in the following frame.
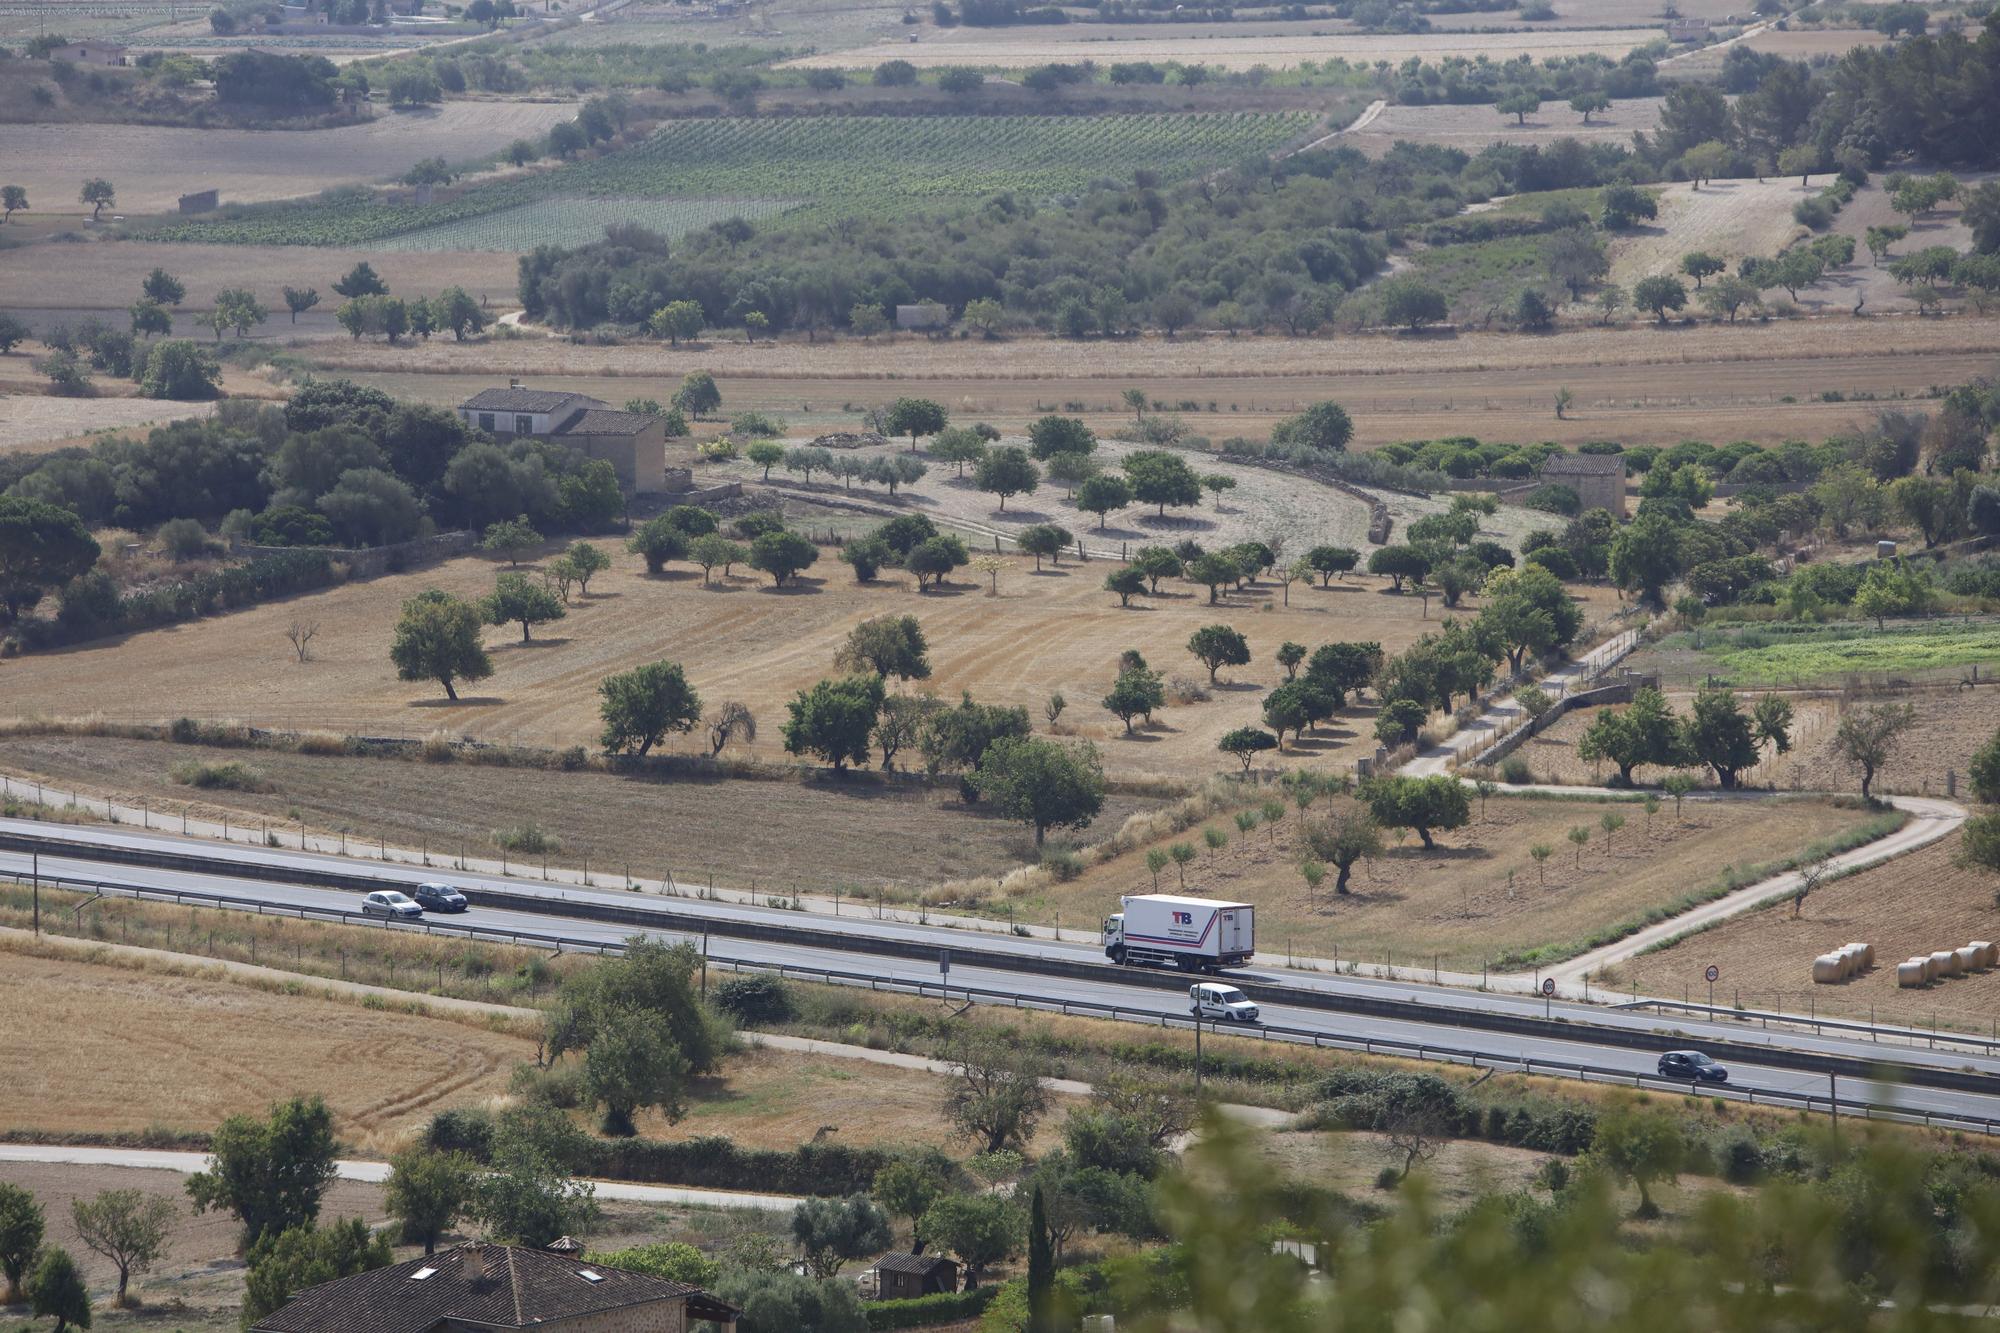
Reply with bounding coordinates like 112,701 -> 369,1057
1537,453 -> 1627,517
458,384 -> 679,493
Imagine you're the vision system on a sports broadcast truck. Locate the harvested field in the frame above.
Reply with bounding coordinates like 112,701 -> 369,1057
0,240 -> 515,315
1607,830 -> 2000,1029
1609,171 -> 1995,315
0,733 -> 1159,889
1255,1129 -> 1547,1209
0,946 -> 532,1151
0,392 -> 215,454
715,434 -> 1564,557
8,102 -> 576,216
985,790 -> 1874,970
1666,23 -> 1892,73
1346,96 -> 1667,159
782,26 -> 1654,70
310,314 -> 2000,448
653,1045 -> 1075,1151
0,534 -> 1619,787
1607,177 -> 1813,289
0,1161 -> 386,1316
1518,686 -> 2000,797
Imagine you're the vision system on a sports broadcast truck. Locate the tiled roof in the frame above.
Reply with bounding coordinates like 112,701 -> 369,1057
460,387 -> 602,414
873,1252 -> 958,1276
1539,454 -> 1625,476
250,1243 -> 736,1333
561,409 -> 656,437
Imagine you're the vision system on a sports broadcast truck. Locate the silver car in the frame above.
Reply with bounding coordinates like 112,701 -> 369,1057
360,890 -> 423,919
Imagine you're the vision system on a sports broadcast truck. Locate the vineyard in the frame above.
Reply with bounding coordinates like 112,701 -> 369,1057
376,196 -> 804,251
145,111 -> 1315,247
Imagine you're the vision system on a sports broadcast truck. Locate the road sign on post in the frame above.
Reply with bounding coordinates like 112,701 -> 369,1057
1541,976 -> 1555,1019
1705,964 -> 1719,1009
939,947 -> 951,980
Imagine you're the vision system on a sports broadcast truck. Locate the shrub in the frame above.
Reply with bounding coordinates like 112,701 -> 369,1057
167,759 -> 267,791
1722,1135 -> 1765,1184
863,1286 -> 997,1330
1375,1166 -> 1402,1191
425,1107 -> 496,1161
712,975 -> 795,1026
157,517 -> 212,560
493,823 -> 560,855
1042,847 -> 1085,881
1501,756 -> 1533,784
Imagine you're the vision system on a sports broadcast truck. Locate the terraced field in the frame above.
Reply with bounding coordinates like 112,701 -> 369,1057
147,111 -> 1316,246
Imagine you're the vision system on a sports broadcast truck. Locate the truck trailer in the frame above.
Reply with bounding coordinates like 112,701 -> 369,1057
1102,894 -> 1256,971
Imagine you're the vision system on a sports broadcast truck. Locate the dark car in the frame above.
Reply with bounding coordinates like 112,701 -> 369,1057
413,882 -> 469,913
1658,1050 -> 1729,1082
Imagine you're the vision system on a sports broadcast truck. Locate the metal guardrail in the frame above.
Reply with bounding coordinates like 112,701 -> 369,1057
14,872 -> 2000,1140
1617,997 -> 2000,1057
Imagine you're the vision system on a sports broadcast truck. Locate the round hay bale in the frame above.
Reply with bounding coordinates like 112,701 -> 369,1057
1812,954 -> 1845,984
1844,942 -> 1874,969
1932,949 -> 1962,978
1898,959 -> 1929,988
1970,941 -> 1995,968
1956,946 -> 1981,973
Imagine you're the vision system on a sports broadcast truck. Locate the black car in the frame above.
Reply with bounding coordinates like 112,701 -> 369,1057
413,882 -> 469,913
1658,1050 -> 1729,1082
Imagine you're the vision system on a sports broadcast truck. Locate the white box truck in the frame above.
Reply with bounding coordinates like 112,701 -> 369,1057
1102,894 -> 1256,972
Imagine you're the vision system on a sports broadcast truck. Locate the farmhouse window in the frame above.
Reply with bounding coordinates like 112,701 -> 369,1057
478,413 -> 496,432
514,414 -> 534,435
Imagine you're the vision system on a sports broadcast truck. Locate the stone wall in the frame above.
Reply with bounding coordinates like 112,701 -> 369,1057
228,531 -> 473,579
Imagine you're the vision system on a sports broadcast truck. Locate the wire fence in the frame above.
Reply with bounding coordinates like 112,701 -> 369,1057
14,870 -> 1999,1139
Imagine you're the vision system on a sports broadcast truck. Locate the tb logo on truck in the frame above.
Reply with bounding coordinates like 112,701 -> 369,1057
1172,911 -> 1194,924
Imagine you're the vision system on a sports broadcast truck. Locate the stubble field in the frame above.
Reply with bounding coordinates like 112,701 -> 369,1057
0,536 -> 1617,784
1000,790 -> 1874,969
1607,830 -> 2000,1028
0,732 -> 1160,889
314,314 -> 2000,448
0,945 -> 533,1149
8,102 -> 575,216
1345,96 -> 1668,159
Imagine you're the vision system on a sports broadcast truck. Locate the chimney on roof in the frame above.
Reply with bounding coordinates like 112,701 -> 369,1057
464,1245 -> 495,1289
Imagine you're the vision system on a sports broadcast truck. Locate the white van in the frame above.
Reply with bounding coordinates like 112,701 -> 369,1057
1189,982 -> 1260,1024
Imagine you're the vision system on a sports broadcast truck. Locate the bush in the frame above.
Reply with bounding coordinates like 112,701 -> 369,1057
1374,1166 -> 1402,1190
1523,483 -> 1582,515
493,823 -> 560,855
712,975 -> 795,1026
1501,756 -> 1533,784
425,1107 -> 495,1161
1722,1135 -> 1765,1184
157,517 -> 213,560
1042,847 -> 1085,881
167,759 -> 267,791
864,1286 -> 998,1330
588,1135 -> 884,1195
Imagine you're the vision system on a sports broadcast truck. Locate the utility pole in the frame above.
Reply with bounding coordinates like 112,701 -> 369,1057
1194,1017 -> 1203,1096
31,851 -> 39,936
1829,1071 -> 1838,1138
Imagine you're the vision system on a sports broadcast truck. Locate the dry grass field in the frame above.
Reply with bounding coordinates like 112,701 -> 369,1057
989,790 -> 1872,969
783,26 -> 1656,70
0,538 -> 1615,785
1666,23 -> 1893,74
1606,831 -> 2000,1028
1254,1128 -> 1546,1207
722,435 -> 1564,557
0,392 -> 215,453
10,102 -> 575,216
311,314 -> 2000,448
1518,687 -> 2000,796
1346,96 -> 1668,159
1608,178 -> 1814,288
0,733 -> 1159,889
0,946 -> 533,1150
0,240 -> 515,314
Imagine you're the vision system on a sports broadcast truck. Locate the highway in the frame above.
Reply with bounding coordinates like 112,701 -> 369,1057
10,818 -> 2000,1131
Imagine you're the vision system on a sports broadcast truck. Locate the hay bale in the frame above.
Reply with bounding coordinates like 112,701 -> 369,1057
1971,941 -> 1995,968
1844,942 -> 1874,969
1956,946 -> 1982,973
1898,959 -> 1929,988
1931,949 -> 1961,978
1812,954 -> 1846,984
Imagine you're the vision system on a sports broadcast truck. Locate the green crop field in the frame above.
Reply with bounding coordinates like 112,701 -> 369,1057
1661,620 -> 2000,685
145,111 -> 1314,247
374,196 -> 804,251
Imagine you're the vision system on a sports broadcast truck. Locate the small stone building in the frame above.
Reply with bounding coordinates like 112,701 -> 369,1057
869,1252 -> 961,1301
1665,16 -> 1710,40
178,189 -> 220,215
458,384 -> 673,493
50,40 -> 128,65
1537,453 -> 1627,517
249,1243 -> 738,1332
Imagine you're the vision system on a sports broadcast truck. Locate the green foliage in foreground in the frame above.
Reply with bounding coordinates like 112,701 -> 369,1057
1662,620 -> 2000,685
